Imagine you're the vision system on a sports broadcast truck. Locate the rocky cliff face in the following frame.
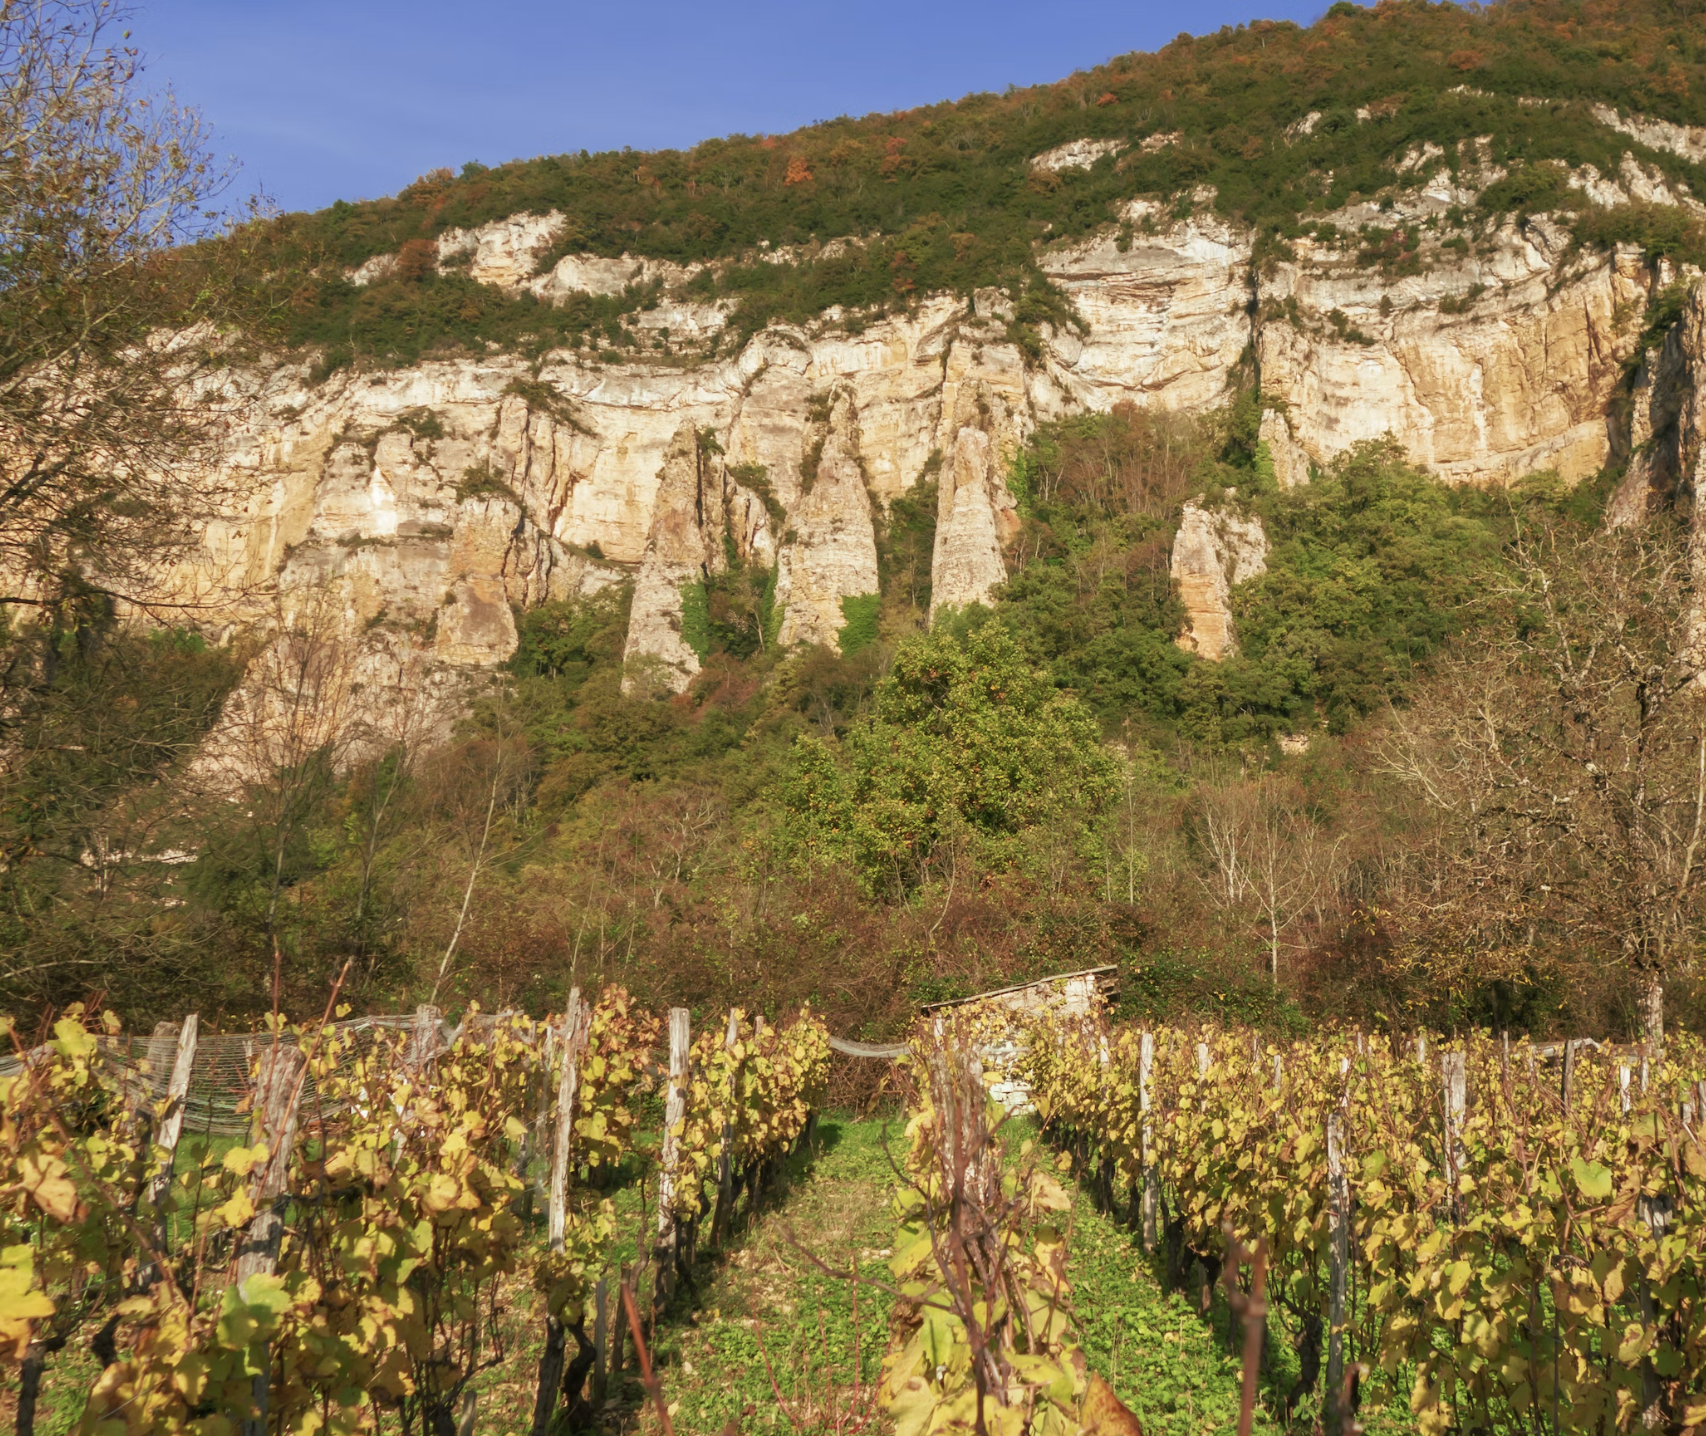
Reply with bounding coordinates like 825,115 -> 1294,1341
1170,503 -> 1269,661
176,123 -> 1706,733
1610,281 -> 1706,530
1603,280 -> 1706,665
931,426 -> 1021,618
772,392 -> 881,649
1258,216 -> 1653,486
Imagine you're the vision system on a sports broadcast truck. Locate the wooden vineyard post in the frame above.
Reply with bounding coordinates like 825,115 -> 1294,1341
612,1261 -> 632,1377
1620,1062 -> 1632,1115
1441,1051 -> 1467,1204
593,1278 -> 610,1406
747,1014 -> 769,1207
1273,1052 -> 1284,1092
1139,1030 -> 1157,1252
144,1015 -> 200,1281
387,1004 -> 443,1166
1325,1108 -> 1349,1436
712,1009 -> 740,1246
655,1008 -> 690,1301
1635,1189 -> 1674,1426
1561,1039 -> 1577,1116
532,989 -> 589,1436
924,1033 -> 997,1214
548,990 -> 588,1251
236,1040 -> 307,1436
147,1016 -> 200,1211
409,1003 -> 441,1071
1414,1034 -> 1427,1065
127,1020 -> 180,1152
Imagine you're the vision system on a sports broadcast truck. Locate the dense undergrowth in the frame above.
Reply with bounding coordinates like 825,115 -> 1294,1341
10,372 -> 1701,1059
254,0 -> 1706,370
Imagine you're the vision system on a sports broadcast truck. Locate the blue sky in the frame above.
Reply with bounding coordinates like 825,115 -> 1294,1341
135,0 -> 1328,217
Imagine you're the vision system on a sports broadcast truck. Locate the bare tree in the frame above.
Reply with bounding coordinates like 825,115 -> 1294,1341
426,726 -> 532,1003
1196,773 -> 1342,984
0,0 -> 257,615
342,645 -> 446,982
1380,519 -> 1706,1047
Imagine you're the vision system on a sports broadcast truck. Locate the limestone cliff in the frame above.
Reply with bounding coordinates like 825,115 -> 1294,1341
169,132 -> 1706,731
1609,279 -> 1706,529
773,392 -> 881,649
931,426 -> 1020,617
1170,503 -> 1269,661
1257,217 -> 1654,486
1602,279 -> 1706,665
621,425 -> 724,693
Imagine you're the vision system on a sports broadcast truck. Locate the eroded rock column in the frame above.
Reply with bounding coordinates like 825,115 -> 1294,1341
1170,501 -> 1268,661
773,392 -> 880,649
930,425 -> 1019,618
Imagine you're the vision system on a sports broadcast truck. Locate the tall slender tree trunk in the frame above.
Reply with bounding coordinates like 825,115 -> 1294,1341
430,761 -> 502,1005
1640,976 -> 1664,1055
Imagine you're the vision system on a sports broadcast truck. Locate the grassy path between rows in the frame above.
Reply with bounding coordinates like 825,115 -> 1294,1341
645,1117 -> 1267,1436
649,1115 -> 1416,1436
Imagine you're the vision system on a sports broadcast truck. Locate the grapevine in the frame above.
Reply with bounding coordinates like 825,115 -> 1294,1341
1023,1017 -> 1706,1433
0,991 -> 832,1434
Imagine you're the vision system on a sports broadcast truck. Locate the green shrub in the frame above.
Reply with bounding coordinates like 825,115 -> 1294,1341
507,587 -> 632,684
785,621 -> 1117,893
455,463 -> 517,503
1573,202 -> 1706,268
679,580 -> 712,662
838,594 -> 881,656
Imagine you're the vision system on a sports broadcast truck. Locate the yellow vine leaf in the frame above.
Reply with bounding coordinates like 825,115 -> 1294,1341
0,1264 -> 55,1319
222,1144 -> 266,1178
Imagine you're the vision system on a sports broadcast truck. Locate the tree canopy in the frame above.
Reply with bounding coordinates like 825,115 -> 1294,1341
786,622 -> 1118,895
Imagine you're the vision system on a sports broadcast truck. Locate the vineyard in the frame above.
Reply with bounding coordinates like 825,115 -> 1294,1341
1023,1020 -> 1706,1436
3,990 -> 1705,1436
0,993 -> 829,1436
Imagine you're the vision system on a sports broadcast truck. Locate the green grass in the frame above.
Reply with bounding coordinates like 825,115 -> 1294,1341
1063,1178 -> 1267,1435
656,1118 -> 897,1435
1060,1164 -> 1414,1436
462,1119 -> 893,1434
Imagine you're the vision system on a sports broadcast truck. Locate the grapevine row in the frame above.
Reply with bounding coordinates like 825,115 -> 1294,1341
876,1014 -> 1141,1436
0,991 -> 830,1435
1022,1018 -> 1706,1434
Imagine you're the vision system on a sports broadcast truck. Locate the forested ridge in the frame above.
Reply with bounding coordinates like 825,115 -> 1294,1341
4,0 -> 1706,1059
253,0 -> 1706,369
